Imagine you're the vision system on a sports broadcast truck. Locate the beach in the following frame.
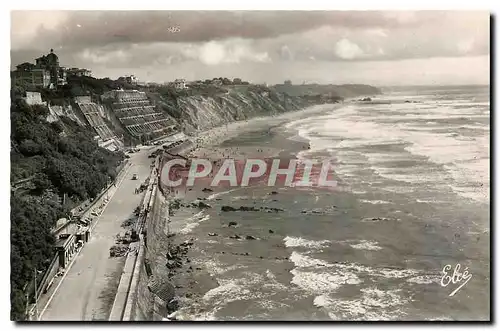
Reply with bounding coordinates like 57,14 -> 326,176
162,86 -> 490,321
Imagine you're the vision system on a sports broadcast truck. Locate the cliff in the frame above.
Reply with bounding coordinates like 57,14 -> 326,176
24,77 -> 382,146
148,83 -> 380,135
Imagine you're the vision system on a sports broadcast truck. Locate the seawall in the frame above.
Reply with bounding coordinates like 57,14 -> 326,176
110,156 -> 172,320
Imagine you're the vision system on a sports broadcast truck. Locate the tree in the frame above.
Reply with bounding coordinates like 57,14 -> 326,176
233,78 -> 242,85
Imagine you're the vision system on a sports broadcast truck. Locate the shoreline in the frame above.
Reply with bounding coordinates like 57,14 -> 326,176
186,102 -> 347,157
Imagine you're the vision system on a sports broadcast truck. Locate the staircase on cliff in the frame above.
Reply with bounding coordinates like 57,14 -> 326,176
101,90 -> 178,144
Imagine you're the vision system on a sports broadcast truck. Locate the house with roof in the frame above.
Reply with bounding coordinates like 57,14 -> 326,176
174,79 -> 187,89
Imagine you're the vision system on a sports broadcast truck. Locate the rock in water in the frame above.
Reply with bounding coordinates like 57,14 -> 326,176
221,205 -> 237,212
190,200 -> 212,209
228,221 -> 238,227
240,206 -> 259,211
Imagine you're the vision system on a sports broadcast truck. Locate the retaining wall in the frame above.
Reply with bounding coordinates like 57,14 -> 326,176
110,156 -> 172,321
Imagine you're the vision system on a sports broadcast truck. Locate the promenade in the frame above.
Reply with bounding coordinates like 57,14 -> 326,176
39,147 -> 156,321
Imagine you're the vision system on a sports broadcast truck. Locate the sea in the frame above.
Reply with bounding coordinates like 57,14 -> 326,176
169,85 -> 490,321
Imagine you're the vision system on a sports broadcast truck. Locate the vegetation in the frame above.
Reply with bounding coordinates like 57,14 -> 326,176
10,87 -> 124,320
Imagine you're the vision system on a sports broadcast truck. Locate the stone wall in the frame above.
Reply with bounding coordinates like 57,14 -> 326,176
122,158 -> 176,321
75,102 -> 117,142
25,92 -> 45,106
74,96 -> 92,104
103,90 -> 178,141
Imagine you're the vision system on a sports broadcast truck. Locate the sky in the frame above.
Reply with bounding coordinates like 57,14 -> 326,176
10,10 -> 490,86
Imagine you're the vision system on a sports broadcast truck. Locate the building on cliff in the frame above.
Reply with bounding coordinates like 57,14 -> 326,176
118,75 -> 139,85
101,90 -> 178,143
34,49 -> 67,87
23,92 -> 47,106
11,63 -> 51,88
173,79 -> 187,89
211,78 -> 222,86
66,68 -> 92,77
12,49 -> 67,89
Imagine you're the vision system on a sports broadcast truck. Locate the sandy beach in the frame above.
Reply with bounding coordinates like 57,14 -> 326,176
187,102 -> 346,159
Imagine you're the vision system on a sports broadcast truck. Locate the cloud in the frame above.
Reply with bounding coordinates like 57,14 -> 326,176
334,39 -> 364,59
77,48 -> 132,65
198,42 -> 226,65
279,45 -> 294,61
457,39 -> 475,54
12,10 -> 481,50
9,11 -> 490,85
365,29 -> 388,38
184,40 -> 271,65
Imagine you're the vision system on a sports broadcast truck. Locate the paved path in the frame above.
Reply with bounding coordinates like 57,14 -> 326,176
40,148 -> 156,321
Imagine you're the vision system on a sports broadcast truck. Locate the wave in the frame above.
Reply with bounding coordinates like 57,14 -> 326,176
207,188 -> 242,200
289,252 -> 361,294
313,287 -> 412,321
359,199 -> 392,205
178,213 -> 210,234
284,236 -> 330,249
349,240 -> 383,251
286,93 -> 489,204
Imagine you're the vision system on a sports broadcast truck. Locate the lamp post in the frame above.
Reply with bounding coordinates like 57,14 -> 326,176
25,293 -> 29,320
33,268 -> 42,321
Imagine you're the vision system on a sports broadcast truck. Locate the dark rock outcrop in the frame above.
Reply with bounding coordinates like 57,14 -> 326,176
221,205 -> 283,212
189,200 -> 212,209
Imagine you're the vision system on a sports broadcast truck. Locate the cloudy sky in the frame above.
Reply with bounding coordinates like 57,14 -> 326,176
10,11 -> 490,86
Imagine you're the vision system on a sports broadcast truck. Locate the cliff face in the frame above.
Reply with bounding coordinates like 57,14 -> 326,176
35,81 -> 382,149
150,84 -> 381,135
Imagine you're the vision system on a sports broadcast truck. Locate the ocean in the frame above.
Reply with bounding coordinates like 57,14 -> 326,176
169,85 -> 490,321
